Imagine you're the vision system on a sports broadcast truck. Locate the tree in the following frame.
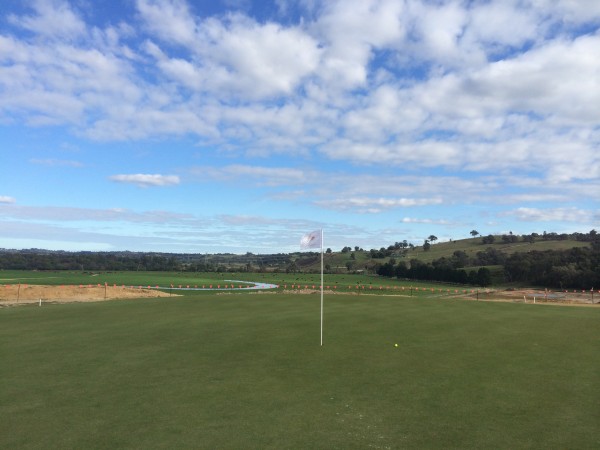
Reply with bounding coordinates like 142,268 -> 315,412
476,267 -> 492,286
376,261 -> 395,277
470,230 -> 479,237
428,235 -> 438,244
450,250 -> 469,268
423,240 -> 431,251
482,234 -> 495,244
395,261 -> 408,278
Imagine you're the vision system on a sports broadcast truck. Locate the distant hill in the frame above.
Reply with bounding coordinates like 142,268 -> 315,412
297,235 -> 593,273
396,236 -> 591,264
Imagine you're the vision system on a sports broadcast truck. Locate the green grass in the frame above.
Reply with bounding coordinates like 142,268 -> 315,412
0,270 -> 459,296
1,293 -> 599,449
0,270 -> 251,287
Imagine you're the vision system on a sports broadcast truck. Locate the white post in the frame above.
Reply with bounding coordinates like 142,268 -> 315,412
320,228 -> 324,347
39,298 -> 41,306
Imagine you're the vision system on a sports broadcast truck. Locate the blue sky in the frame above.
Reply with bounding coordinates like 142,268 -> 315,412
1,0 -> 599,253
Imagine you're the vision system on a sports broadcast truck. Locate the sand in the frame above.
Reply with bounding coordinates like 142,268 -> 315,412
0,284 -> 174,306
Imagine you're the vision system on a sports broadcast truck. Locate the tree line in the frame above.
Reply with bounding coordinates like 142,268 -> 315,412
376,259 -> 493,287
375,231 -> 599,289
0,250 -> 291,273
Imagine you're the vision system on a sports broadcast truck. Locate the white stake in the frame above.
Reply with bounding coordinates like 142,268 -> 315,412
320,228 -> 324,347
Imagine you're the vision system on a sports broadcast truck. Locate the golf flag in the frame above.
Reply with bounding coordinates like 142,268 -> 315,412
301,229 -> 322,249
300,229 -> 325,346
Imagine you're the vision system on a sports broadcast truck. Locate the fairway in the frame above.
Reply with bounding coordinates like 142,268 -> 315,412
1,294 -> 599,449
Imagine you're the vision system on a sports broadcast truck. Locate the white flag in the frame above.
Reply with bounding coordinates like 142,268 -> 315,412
300,229 -> 322,249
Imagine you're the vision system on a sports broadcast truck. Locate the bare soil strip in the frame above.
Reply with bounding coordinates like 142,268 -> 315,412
0,285 -> 173,305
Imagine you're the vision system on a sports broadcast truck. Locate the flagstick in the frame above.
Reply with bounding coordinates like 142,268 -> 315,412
320,228 -> 324,347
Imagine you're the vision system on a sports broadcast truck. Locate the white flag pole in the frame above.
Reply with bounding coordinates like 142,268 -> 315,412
320,228 -> 324,347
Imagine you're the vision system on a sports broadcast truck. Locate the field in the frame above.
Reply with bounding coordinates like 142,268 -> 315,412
1,272 -> 599,448
1,270 -> 596,306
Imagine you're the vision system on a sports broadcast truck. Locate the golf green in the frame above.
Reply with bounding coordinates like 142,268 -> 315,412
1,294 -> 598,448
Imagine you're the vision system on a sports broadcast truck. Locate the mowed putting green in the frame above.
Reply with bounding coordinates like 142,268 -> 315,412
1,294 -> 599,449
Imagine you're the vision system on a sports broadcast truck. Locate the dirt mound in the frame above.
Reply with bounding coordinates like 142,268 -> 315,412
445,288 -> 597,306
0,284 -> 174,306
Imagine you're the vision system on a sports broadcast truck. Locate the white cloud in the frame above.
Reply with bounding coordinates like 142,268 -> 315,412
219,215 -> 279,226
136,0 -> 198,47
8,0 -> 86,40
506,207 -> 598,223
2,0 -> 598,175
312,0 -> 406,89
192,164 -> 310,186
202,16 -> 322,98
0,204 -> 205,228
109,174 -> 181,188
29,158 -> 83,167
465,1 -> 541,50
545,0 -> 600,23
456,34 -> 600,124
315,196 -> 442,213
408,0 -> 472,67
139,2 -> 323,99
0,196 -> 16,204
401,217 -> 451,225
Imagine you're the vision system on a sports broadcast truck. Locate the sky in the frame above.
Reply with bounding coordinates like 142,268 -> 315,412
1,0 -> 599,254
